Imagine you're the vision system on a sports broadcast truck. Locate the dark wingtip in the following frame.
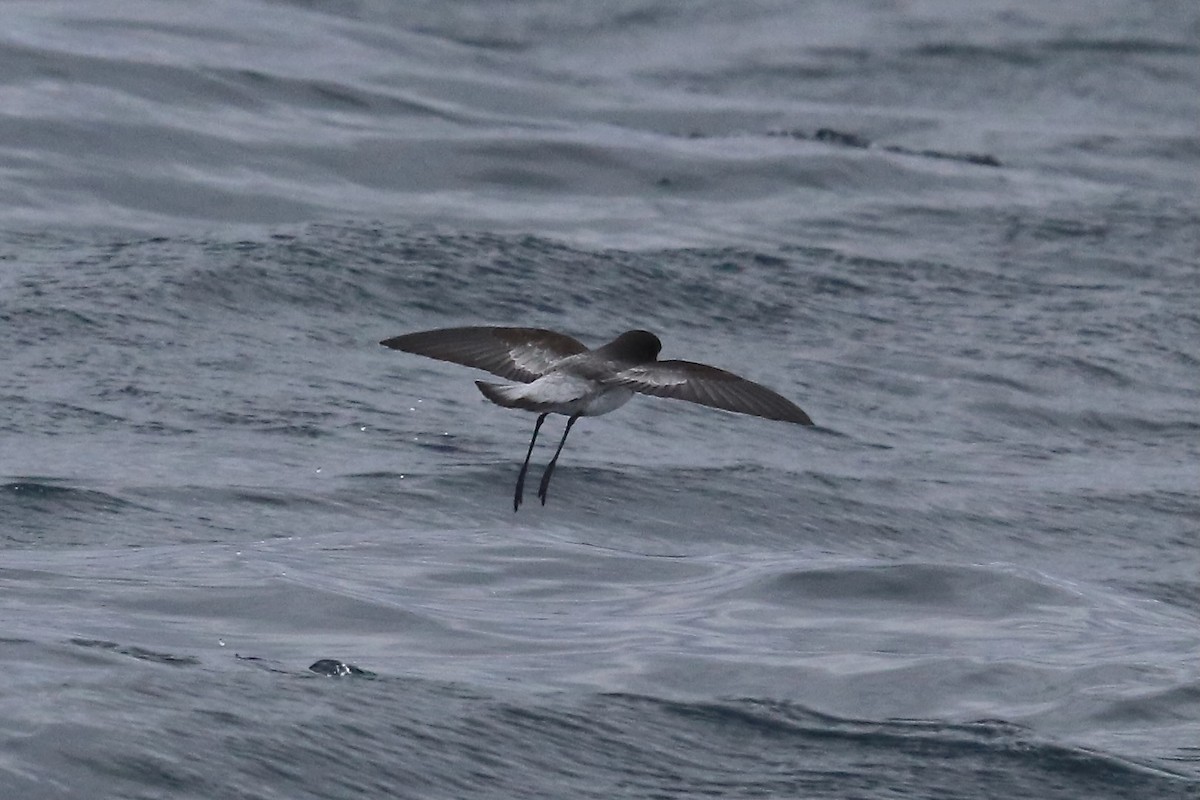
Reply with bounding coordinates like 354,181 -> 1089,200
766,410 -> 814,425
791,407 -> 815,426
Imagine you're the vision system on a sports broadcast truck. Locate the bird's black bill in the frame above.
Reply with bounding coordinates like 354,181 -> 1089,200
537,415 -> 579,507
514,413 -> 548,511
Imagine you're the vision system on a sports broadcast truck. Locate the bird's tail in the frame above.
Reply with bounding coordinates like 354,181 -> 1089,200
475,381 -> 530,410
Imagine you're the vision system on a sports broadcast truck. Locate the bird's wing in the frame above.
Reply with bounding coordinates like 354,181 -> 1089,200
614,360 -> 813,424
380,326 -> 588,382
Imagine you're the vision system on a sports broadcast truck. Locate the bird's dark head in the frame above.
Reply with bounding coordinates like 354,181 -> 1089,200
603,330 -> 662,362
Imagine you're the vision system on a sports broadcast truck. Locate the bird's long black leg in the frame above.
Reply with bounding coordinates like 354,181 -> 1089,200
513,413 -> 547,512
537,414 -> 580,506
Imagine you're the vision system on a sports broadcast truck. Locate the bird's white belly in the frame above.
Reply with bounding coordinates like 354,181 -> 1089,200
578,386 -> 634,417
509,372 -> 634,417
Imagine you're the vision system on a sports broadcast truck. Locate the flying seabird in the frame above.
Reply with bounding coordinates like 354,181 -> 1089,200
380,326 -> 813,510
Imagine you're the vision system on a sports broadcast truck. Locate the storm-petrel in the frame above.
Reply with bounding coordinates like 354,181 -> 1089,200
380,327 -> 812,510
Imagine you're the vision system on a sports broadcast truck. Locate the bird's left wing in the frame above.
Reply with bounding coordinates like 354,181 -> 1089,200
380,326 -> 588,382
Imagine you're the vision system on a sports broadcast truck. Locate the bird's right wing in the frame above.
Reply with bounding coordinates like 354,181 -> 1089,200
614,360 -> 813,424
380,326 -> 588,382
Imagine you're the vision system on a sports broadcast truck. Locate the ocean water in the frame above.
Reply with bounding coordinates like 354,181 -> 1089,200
2,1 -> 1198,798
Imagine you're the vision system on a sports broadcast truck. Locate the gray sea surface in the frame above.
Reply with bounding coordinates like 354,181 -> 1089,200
2,1 -> 1198,798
